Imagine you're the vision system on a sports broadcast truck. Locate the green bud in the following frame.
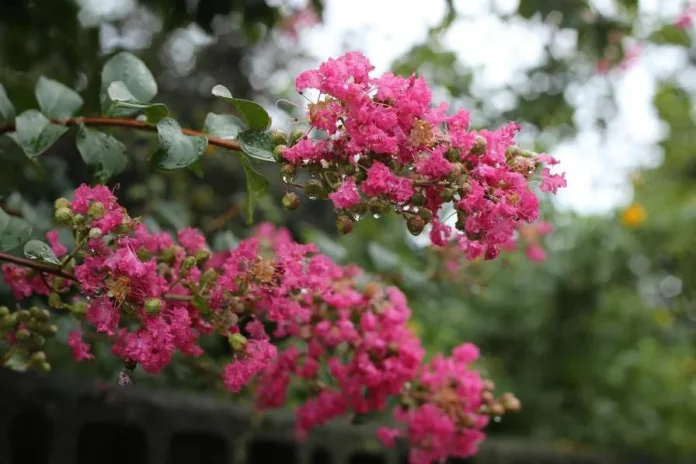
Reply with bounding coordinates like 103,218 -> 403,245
407,215 -> 426,236
0,306 -> 9,319
36,309 -> 50,323
446,147 -> 461,162
410,192 -> 425,207
470,135 -> 487,156
36,361 -> 51,373
16,310 -> 30,323
458,181 -> 472,197
282,192 -> 301,210
367,197 -> 385,216
273,144 -> 288,163
54,198 -> 70,210
446,164 -> 462,183
304,180 -> 325,199
182,256 -> 197,270
55,207 -> 73,225
40,324 -> 58,337
195,249 -> 211,265
505,145 -> 521,160
354,170 -> 367,183
201,268 -> 218,286
351,200 -> 368,217
30,351 -> 47,364
87,201 -> 105,219
144,298 -> 163,315
70,301 -> 88,317
418,208 -> 434,223
289,128 -> 305,146
30,334 -> 46,347
440,188 -> 455,202
343,163 -> 357,176
336,214 -> 354,235
1,313 -> 17,329
270,129 -> 289,147
280,163 -> 297,180
48,292 -> 62,309
72,213 -> 85,226
228,332 -> 247,352
15,328 -> 30,341
161,247 -> 177,263
88,227 -> 103,240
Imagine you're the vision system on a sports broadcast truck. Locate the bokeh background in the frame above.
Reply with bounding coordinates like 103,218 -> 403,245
2,0 -> 696,460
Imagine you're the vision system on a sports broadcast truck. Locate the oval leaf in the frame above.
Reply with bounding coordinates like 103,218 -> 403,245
237,130 -> 275,162
8,110 -> 68,158
101,52 -> 157,114
233,152 -> 269,224
76,126 -> 128,181
153,118 -> 208,170
211,84 -> 271,131
107,81 -> 169,122
24,239 -> 61,265
203,113 -> 244,140
35,76 -> 84,119
0,84 -> 16,123
0,209 -> 32,251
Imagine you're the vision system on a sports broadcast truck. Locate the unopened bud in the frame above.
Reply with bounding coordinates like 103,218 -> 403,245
280,164 -> 297,180
16,310 -> 30,323
483,379 -> 496,391
270,130 -> 289,147
0,306 -> 9,319
440,188 -> 455,202
289,128 -> 305,145
41,324 -> 58,337
161,247 -> 176,262
363,282 -> 381,299
446,147 -> 461,162
273,144 -> 288,163
418,208 -> 433,223
500,392 -> 521,412
470,136 -> 487,156
144,298 -> 163,315
72,213 -> 85,225
485,246 -> 500,260
458,181 -> 472,197
410,192 -> 425,207
30,351 -> 47,364
446,164 -> 462,183
407,215 -> 426,236
481,391 -> 494,403
182,256 -> 196,270
336,214 -> 354,235
88,227 -> 103,240
36,309 -> 50,322
15,328 -> 30,341
55,207 -> 73,225
54,198 -> 70,210
31,334 -> 46,347
36,361 -> 51,373
195,249 -> 211,265
201,268 -> 218,286
489,402 -> 506,417
87,201 -> 105,219
70,301 -> 88,317
282,192 -> 300,210
304,179 -> 325,199
505,145 -> 522,160
228,332 -> 247,351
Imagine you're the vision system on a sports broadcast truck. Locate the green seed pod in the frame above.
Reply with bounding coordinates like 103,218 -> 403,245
418,208 -> 434,223
144,298 -> 163,315
269,129 -> 289,147
282,192 -> 301,210
289,128 -> 305,146
88,227 -> 103,240
54,207 -> 73,225
54,198 -> 70,210
195,249 -> 211,265
336,214 -> 354,235
273,144 -> 288,163
228,332 -> 247,352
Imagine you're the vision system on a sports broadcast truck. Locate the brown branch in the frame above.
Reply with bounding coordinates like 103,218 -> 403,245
0,251 -> 193,302
0,116 -> 242,152
1,205 -> 23,217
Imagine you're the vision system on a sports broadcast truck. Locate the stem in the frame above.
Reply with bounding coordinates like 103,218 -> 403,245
0,251 -> 193,302
61,234 -> 87,269
0,116 -> 242,152
0,347 -> 17,366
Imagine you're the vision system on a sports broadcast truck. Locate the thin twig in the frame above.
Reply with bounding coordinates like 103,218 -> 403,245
0,116 -> 242,152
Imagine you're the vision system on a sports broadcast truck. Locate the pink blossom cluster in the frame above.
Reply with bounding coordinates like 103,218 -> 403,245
280,51 -> 565,260
1,185 -> 520,463
676,4 -> 696,29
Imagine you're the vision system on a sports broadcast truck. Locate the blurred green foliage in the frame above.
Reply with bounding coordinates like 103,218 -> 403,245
1,0 -> 696,460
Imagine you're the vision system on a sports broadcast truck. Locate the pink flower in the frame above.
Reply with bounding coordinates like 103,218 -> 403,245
67,330 -> 94,361
526,244 -> 547,262
177,228 -> 207,255
377,427 -> 401,448
223,339 -> 277,393
46,230 -> 67,257
540,168 -> 567,194
329,177 -> 361,209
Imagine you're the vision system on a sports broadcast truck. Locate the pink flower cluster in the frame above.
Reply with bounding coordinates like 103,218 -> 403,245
1,185 -> 520,463
280,51 -> 565,260
676,4 -> 696,29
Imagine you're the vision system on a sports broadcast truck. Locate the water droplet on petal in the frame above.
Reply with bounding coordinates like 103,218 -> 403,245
493,416 -> 501,423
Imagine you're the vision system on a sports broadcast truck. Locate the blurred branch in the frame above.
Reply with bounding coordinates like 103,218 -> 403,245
0,117 -> 242,152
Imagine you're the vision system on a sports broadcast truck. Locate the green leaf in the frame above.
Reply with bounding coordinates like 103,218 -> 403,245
35,76 -> 84,119
107,81 -> 169,122
7,110 -> 68,158
650,25 -> 690,47
76,126 -> 128,181
211,84 -> 271,131
238,130 -> 275,162
101,52 -> 158,114
0,209 -> 32,251
233,152 -> 269,224
152,118 -> 208,170
203,113 -> 244,140
23,239 -> 61,265
0,84 -> 16,123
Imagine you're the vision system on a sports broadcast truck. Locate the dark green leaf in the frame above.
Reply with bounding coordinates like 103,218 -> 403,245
101,52 -> 158,114
203,113 -> 244,140
153,118 -> 208,170
35,76 -> 84,118
107,81 -> 169,122
76,126 -> 128,180
650,25 -> 691,47
0,84 -> 16,123
7,110 -> 68,158
238,130 -> 275,162
211,84 -> 271,131
0,209 -> 32,251
233,152 -> 269,224
23,239 -> 61,265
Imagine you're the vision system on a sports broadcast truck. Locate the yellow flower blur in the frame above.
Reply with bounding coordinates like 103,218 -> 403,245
621,203 -> 647,228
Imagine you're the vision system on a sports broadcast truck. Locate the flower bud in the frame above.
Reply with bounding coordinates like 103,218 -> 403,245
1,313 -> 17,329
500,392 -> 521,412
72,213 -> 85,226
407,215 -> 426,236
36,308 -> 50,322
458,181 -> 472,197
70,301 -> 88,318
181,256 -> 197,275
228,332 -> 247,351
446,164 -> 462,183
446,147 -> 461,162
280,164 -> 297,181
195,249 -> 211,265
481,391 -> 494,403
0,306 -> 8,319
485,246 -> 500,260
505,145 -> 521,160
343,163 -> 357,176
40,324 -> 58,337
363,282 -> 381,299
201,268 -> 218,286
439,188 -> 455,202
282,192 -> 301,210
470,135 -> 487,156
161,247 -> 177,263
144,298 -> 163,315
410,192 -> 425,207
273,144 -> 288,162
483,379 -> 496,391
304,179 -> 325,199
55,207 -> 73,225
30,334 -> 46,347
30,351 -> 47,364
354,170 -> 367,183
88,227 -> 103,240
36,361 -> 51,373
289,128 -> 305,146
270,129 -> 289,147
336,214 -> 354,235
418,208 -> 433,223
16,310 -> 30,323
15,328 -> 31,341
54,198 -> 70,210
88,201 -> 105,219
489,402 -> 506,417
